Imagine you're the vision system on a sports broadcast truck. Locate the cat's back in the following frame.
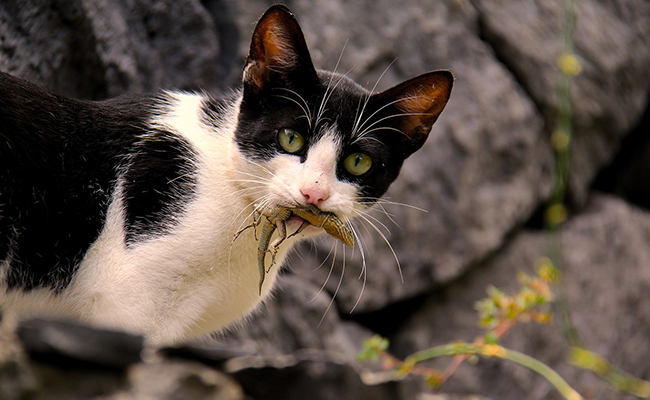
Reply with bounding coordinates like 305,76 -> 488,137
0,71 -> 159,292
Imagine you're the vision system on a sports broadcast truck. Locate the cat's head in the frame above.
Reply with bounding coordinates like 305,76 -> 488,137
233,5 -> 452,231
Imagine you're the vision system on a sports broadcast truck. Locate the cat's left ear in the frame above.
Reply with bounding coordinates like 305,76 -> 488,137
374,70 -> 453,157
243,5 -> 318,93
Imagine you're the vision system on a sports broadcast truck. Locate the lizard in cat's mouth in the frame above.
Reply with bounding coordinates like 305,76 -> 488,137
235,204 -> 354,294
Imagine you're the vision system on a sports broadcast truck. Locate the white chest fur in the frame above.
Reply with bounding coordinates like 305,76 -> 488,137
75,92 -> 305,344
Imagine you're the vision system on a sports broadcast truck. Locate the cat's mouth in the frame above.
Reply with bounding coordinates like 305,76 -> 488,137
249,203 -> 354,247
284,205 -> 354,247
285,215 -> 320,235
281,206 -> 323,237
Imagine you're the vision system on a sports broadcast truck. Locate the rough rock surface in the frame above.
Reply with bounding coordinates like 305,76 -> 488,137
0,0 -> 232,98
0,317 -> 247,400
2,0 -> 650,399
393,194 -> 650,400
473,0 -> 650,205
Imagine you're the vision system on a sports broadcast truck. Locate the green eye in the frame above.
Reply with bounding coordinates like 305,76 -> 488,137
277,128 -> 305,154
343,153 -> 372,176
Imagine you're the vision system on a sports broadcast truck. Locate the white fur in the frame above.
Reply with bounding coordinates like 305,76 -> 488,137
1,92 -> 360,345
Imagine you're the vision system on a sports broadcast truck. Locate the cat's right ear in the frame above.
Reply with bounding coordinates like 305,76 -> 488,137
373,70 -> 453,158
243,5 -> 319,93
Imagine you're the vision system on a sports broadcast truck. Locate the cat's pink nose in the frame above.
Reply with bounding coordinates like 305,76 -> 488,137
301,186 -> 329,207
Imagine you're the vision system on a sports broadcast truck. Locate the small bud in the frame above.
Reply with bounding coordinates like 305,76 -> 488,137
558,53 -> 583,77
545,203 -> 568,227
550,129 -> 571,152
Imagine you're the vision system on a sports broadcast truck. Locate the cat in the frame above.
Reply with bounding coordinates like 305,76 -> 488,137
0,5 -> 452,344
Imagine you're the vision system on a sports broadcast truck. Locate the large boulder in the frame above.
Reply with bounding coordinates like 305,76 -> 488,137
0,317 -> 246,400
0,0 -> 232,98
473,0 -> 650,205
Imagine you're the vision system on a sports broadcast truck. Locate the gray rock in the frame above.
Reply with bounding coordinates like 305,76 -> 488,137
418,396 -> 493,400
219,275 -> 371,358
229,357 -> 402,400
215,275 -> 485,399
124,360 -> 246,400
0,0 -> 228,98
0,317 -> 246,400
594,109 -> 650,209
472,0 -> 650,205
214,274 -> 417,399
17,318 -> 143,369
394,194 -> 650,400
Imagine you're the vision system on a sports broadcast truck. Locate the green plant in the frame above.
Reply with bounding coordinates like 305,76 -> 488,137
358,257 -> 650,398
359,263 -> 583,400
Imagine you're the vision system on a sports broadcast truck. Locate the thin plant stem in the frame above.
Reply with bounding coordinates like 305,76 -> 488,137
405,343 -> 583,400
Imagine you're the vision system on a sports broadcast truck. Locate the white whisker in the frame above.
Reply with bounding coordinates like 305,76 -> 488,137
166,170 -> 197,185
352,92 -> 430,144
227,178 -> 270,186
353,97 -> 406,140
374,202 -> 400,229
241,158 -> 277,179
359,198 -> 429,213
351,58 -> 397,137
357,213 -> 404,284
318,242 -> 346,327
355,209 -> 393,236
310,240 -> 338,303
354,109 -> 430,143
231,194 -> 272,238
314,40 -> 348,130
348,217 -> 368,313
273,89 -> 313,129
310,240 -> 337,274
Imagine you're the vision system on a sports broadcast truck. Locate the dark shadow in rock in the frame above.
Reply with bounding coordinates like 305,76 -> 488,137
592,98 -> 650,210
231,358 -> 401,400
17,318 -> 143,370
341,293 -> 429,338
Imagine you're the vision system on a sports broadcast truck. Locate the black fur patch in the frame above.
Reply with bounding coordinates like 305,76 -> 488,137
0,72 -> 154,291
122,130 -> 197,244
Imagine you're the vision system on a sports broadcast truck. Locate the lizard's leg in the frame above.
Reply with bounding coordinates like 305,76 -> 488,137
232,208 -> 263,244
266,219 -> 288,272
257,206 -> 293,294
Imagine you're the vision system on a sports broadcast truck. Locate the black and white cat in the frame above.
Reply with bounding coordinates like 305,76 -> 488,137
0,5 -> 452,344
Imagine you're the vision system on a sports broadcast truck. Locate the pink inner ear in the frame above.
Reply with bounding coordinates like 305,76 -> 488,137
395,80 -> 451,132
246,22 -> 296,90
261,24 -> 298,69
246,18 -> 295,89
244,6 -> 316,92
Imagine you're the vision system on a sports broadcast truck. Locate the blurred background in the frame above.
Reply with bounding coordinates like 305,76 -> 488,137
1,0 -> 649,399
